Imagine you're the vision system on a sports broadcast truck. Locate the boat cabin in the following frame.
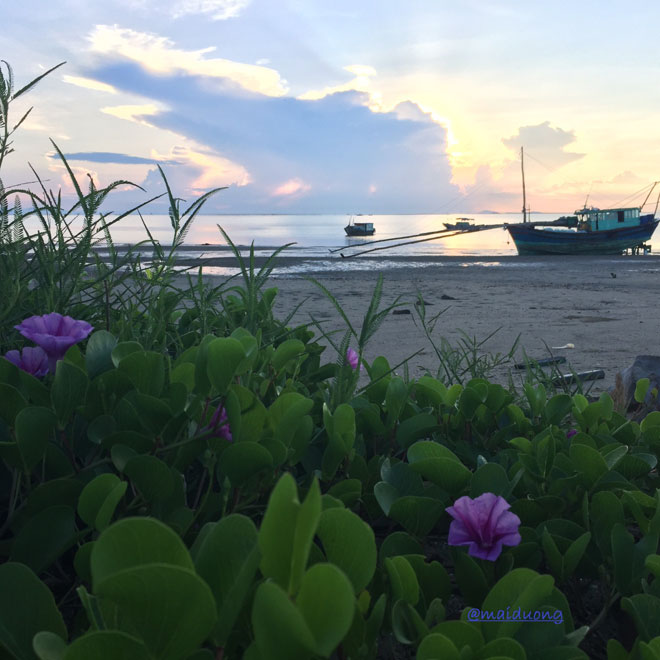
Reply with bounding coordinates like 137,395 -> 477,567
576,207 -> 642,231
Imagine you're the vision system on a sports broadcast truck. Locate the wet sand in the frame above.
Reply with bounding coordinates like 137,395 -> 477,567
173,253 -> 660,391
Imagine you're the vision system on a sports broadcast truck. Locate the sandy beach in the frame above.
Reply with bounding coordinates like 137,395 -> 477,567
171,252 -> 660,393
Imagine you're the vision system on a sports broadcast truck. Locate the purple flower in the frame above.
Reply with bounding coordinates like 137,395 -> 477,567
566,429 -> 578,439
15,313 -> 93,371
3,346 -> 49,378
446,492 -> 521,561
346,348 -> 359,370
202,403 -> 232,442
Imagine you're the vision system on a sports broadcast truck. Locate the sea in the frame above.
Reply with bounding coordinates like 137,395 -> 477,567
26,212 -> 660,277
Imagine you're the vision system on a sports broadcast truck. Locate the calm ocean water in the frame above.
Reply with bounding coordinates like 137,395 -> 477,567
25,212 -> 660,276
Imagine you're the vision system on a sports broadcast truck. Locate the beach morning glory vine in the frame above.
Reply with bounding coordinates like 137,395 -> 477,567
446,492 -> 521,561
3,346 -> 49,378
14,312 -> 94,372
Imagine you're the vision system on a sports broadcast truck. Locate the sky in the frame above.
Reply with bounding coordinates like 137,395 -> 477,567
4,0 -> 660,215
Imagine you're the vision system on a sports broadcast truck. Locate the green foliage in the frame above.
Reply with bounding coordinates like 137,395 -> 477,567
3,59 -> 660,658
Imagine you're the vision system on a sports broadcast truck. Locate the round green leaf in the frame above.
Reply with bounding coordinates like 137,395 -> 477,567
417,632 -> 460,660
206,337 -> 245,394
78,474 -> 122,527
220,442 -> 273,487
0,563 -> 67,660
10,506 -> 77,574
96,565 -> 216,660
296,563 -> 355,657
193,515 -> 261,646
62,631 -> 150,660
317,508 -> 376,593
85,330 -> 118,380
272,339 -> 305,371
0,384 -> 27,426
91,517 -> 194,588
14,406 -> 57,472
123,455 -> 174,502
252,581 -> 316,660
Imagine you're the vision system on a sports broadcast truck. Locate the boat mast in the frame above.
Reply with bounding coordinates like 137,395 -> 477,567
521,146 -> 527,223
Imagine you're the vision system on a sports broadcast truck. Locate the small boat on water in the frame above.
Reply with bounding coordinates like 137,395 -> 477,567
344,216 -> 376,236
444,217 -> 475,231
506,148 -> 659,255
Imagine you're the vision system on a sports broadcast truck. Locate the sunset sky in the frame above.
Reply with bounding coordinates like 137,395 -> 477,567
5,0 -> 660,214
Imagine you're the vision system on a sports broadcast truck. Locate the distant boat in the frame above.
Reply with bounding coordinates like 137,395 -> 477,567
345,216 -> 376,236
506,148 -> 659,255
443,217 -> 475,231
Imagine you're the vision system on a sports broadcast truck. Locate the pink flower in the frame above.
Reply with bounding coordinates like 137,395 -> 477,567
346,348 -> 359,370
15,312 -> 93,371
566,429 -> 578,439
202,403 -> 232,441
3,346 -> 49,378
446,492 -> 521,561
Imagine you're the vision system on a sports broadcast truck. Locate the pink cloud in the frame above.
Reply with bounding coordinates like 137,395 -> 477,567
272,177 -> 311,197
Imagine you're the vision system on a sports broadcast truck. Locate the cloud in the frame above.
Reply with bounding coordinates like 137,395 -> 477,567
62,75 -> 118,94
298,64 -> 381,108
52,151 -> 180,165
272,178 -> 310,197
502,122 -> 584,169
81,59 -> 461,212
88,25 -> 288,97
101,103 -> 163,125
170,0 -> 250,20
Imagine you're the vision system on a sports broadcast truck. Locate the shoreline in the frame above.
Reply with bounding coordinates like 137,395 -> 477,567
167,254 -> 660,393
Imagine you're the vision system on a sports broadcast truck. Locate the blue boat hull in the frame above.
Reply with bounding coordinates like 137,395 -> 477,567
507,217 -> 658,255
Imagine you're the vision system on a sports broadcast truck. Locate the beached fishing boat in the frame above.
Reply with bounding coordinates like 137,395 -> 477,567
344,217 -> 376,236
506,148 -> 659,255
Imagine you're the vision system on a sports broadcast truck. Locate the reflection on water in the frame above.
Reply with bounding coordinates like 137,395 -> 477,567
20,211 -> 660,276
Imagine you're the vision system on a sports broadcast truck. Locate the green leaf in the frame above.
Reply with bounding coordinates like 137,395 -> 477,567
32,631 -> 67,660
252,581 -> 315,660
95,565 -> 216,660
636,378 -> 652,404
206,337 -> 245,394
385,556 -> 419,606
118,351 -> 166,397
61,631 -> 150,660
124,455 -> 174,502
569,443 -> 608,488
289,480 -> 322,596
590,491 -> 624,557
259,473 -> 302,589
91,517 -> 194,588
388,496 -> 445,537
193,515 -> 261,646
622,594 -> 660,641
14,406 -> 57,472
220,442 -> 273,487
0,563 -> 67,660
545,394 -> 573,425
458,386 -> 482,420
10,506 -> 77,574
452,551 -> 488,606
480,568 -> 555,640
77,474 -> 127,531
0,384 -> 27,426
110,342 -> 143,368
51,361 -> 88,427
272,339 -> 305,371
296,563 -> 355,657
317,508 -> 376,593
85,331 -> 118,380
470,463 -> 510,498
563,532 -> 591,577
385,377 -> 408,428
416,633 -> 459,660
